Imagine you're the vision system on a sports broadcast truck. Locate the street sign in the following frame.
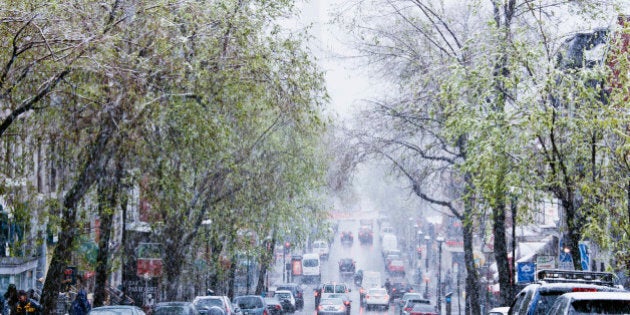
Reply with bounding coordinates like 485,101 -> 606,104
536,256 -> 555,269
517,262 -> 536,283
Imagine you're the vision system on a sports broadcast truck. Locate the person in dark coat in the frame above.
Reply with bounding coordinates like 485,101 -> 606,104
14,290 -> 42,315
4,284 -> 18,315
70,289 -> 91,315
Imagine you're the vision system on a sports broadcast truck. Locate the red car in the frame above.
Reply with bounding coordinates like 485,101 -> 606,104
387,259 -> 406,276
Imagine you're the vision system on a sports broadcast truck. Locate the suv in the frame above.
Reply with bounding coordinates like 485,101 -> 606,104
275,283 -> 304,310
338,258 -> 356,276
192,295 -> 240,315
274,290 -> 296,313
509,269 -> 625,315
315,282 -> 351,308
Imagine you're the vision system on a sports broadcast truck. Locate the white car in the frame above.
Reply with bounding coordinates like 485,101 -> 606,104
364,287 -> 389,310
547,292 -> 630,315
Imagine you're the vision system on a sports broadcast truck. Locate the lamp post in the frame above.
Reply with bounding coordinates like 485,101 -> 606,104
425,235 -> 431,270
436,236 -> 445,315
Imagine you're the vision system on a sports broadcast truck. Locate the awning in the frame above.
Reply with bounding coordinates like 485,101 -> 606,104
516,235 -> 556,263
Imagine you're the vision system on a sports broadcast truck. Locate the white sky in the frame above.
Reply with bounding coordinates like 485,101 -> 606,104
290,0 -> 375,120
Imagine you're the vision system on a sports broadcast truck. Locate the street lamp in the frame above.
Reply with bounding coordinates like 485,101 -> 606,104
425,235 -> 431,270
436,236 -> 445,315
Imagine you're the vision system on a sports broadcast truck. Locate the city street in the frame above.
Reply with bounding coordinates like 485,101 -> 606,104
268,219 -> 462,315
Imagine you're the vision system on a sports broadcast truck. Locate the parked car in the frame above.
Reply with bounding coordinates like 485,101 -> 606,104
338,258 -> 356,277
89,305 -> 146,315
546,291 -> 630,315
317,298 -> 347,315
364,287 -> 389,310
508,269 -> 625,315
263,297 -> 284,315
153,302 -> 200,315
274,290 -> 296,313
193,296 -> 240,315
274,283 -> 304,310
233,295 -> 267,315
408,303 -> 438,315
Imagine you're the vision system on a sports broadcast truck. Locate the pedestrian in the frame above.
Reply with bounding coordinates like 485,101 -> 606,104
4,284 -> 18,315
14,290 -> 42,315
70,289 -> 91,315
384,278 -> 392,294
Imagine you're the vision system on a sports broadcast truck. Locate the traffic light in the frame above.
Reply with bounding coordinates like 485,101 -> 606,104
284,241 -> 291,254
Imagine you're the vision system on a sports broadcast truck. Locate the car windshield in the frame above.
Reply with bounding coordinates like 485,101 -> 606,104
194,299 -> 223,309
303,259 -> 318,267
534,292 -> 564,315
571,299 -> 630,314
235,297 -> 263,309
276,293 -> 291,300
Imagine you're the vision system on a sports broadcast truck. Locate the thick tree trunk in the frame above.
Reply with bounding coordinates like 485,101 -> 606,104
40,121 -> 117,312
463,200 -> 480,315
255,236 -> 276,295
93,158 -> 124,306
492,193 -> 511,306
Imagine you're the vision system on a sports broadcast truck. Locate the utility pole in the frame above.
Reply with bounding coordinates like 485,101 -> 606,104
437,236 -> 445,315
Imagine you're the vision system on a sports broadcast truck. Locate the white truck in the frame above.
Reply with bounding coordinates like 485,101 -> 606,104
381,233 -> 398,257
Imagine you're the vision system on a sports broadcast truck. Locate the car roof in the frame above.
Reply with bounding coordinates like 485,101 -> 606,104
275,290 -> 292,295
559,291 -> 630,300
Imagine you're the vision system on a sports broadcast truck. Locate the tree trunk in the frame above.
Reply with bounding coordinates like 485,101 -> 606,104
255,236 -> 276,295
93,157 -> 124,306
463,197 -> 480,315
492,193 -> 511,306
40,121 -> 117,312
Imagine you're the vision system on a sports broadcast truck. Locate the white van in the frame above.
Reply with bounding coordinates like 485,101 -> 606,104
301,253 -> 321,283
312,240 -> 329,260
381,233 -> 398,257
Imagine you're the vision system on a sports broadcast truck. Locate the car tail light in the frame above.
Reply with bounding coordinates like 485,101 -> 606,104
297,292 -> 302,298
275,305 -> 281,310
344,301 -> 350,306
572,288 -> 598,292
318,305 -> 324,311
405,307 -> 412,312
263,310 -> 269,315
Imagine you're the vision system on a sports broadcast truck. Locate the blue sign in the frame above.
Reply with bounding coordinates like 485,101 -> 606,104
517,262 -> 536,283
579,242 -> 590,271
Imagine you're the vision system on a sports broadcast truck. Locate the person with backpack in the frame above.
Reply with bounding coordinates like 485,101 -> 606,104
14,290 -> 41,315
70,290 -> 91,315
